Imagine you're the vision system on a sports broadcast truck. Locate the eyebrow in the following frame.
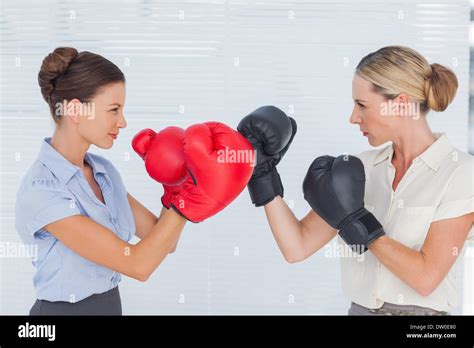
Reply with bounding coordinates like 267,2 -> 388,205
354,99 -> 367,103
108,103 -> 121,107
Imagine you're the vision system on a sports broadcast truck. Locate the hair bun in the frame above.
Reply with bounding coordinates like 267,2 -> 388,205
38,47 -> 79,103
424,63 -> 458,112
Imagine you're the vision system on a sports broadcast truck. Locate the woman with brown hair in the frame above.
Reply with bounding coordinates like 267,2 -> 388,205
15,47 -> 187,315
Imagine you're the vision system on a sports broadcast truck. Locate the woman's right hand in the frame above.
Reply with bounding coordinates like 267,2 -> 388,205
237,105 -> 297,207
237,106 -> 336,262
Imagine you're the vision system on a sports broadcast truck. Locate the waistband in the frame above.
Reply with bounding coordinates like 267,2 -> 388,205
352,301 -> 449,316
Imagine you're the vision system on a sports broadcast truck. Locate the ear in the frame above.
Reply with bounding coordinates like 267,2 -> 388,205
394,93 -> 410,116
66,99 -> 82,124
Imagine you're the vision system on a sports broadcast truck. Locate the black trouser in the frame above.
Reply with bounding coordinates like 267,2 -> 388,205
29,286 -> 122,316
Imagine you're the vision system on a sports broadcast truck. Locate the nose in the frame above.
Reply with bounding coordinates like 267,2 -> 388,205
349,106 -> 361,125
117,112 -> 127,129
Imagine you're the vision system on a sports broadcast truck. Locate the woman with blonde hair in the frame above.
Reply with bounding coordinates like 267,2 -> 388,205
238,46 -> 473,315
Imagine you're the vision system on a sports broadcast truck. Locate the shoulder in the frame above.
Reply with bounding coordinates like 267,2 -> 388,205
16,160 -> 77,219
440,148 -> 473,186
448,148 -> 473,168
432,148 -> 473,223
17,159 -> 62,195
15,160 -> 82,239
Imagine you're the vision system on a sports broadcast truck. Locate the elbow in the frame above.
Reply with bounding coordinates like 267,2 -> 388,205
415,284 -> 436,297
286,258 -> 301,264
283,252 -> 304,264
281,225 -> 307,264
127,244 -> 163,281
134,269 -> 151,282
413,275 -> 439,297
129,257 -> 151,282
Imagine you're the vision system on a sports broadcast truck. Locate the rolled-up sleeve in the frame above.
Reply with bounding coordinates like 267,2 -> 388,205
432,161 -> 474,240
433,162 -> 474,221
16,178 -> 82,239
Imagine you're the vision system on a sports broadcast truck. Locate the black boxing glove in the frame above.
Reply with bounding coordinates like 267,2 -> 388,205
237,106 -> 297,207
302,155 -> 385,254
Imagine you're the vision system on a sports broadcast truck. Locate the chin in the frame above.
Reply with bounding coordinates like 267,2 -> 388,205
368,135 -> 389,147
103,141 -> 114,149
94,139 -> 114,149
367,135 -> 381,147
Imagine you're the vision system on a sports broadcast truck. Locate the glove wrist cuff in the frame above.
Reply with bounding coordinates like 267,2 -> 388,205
161,193 -> 171,209
247,168 -> 283,207
338,208 -> 385,254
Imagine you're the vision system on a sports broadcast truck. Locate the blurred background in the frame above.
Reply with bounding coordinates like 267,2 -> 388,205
1,0 -> 472,314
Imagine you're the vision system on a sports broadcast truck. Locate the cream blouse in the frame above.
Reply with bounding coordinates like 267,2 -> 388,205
339,133 -> 474,312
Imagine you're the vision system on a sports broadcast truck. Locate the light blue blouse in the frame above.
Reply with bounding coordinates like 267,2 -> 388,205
15,137 -> 136,302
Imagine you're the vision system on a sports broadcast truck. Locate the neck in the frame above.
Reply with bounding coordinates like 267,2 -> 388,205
391,118 -> 436,169
50,126 -> 90,169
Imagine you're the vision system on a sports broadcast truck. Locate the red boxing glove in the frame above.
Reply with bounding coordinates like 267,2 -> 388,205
170,122 -> 254,222
131,127 -> 186,209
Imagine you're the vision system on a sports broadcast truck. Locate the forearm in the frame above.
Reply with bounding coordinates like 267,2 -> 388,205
131,208 -> 186,280
264,197 -> 337,262
133,203 -> 180,253
264,197 -> 305,261
159,206 -> 180,253
369,236 -> 432,295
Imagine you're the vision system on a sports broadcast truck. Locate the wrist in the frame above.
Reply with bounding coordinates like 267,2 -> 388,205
247,167 -> 283,207
338,209 -> 385,254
